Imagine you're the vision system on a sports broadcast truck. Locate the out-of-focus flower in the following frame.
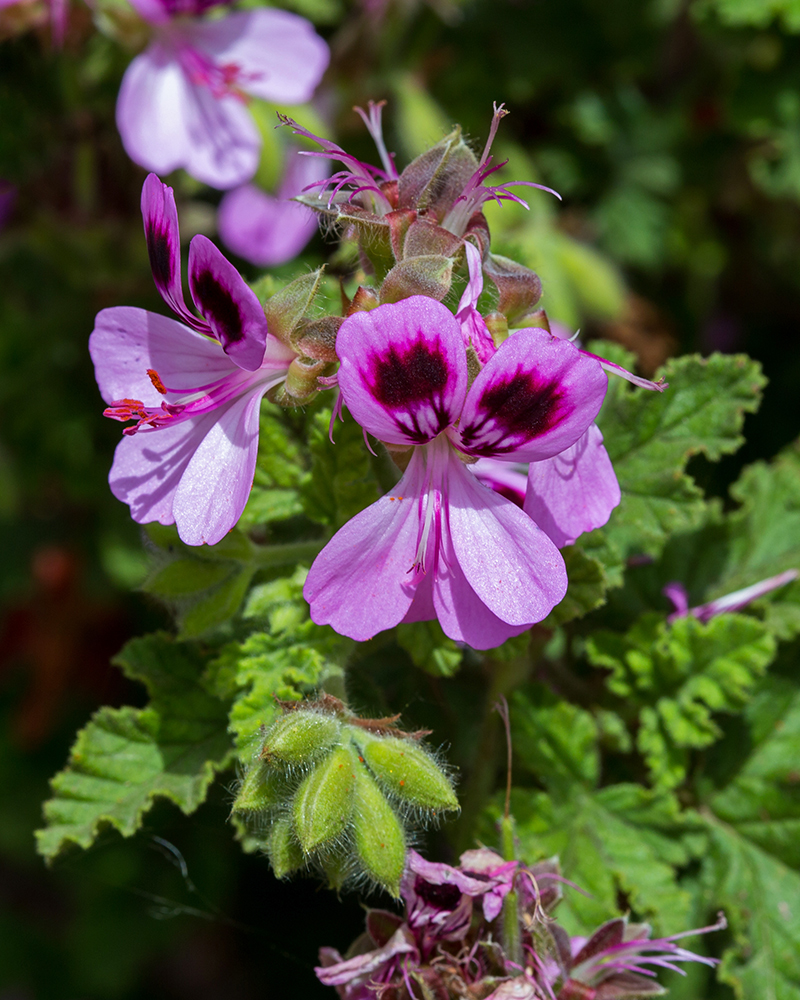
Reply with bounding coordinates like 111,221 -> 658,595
89,174 -> 297,545
0,181 -> 17,228
303,294 -> 607,648
217,144 -> 327,266
116,0 -> 329,189
664,569 -> 798,623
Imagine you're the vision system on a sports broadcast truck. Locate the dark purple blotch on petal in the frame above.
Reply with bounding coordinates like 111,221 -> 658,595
460,369 -> 567,456
370,337 -> 451,443
192,268 -> 246,345
414,879 -> 461,912
145,222 -> 175,295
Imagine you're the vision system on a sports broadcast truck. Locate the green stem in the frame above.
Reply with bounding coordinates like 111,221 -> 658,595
250,539 -> 325,568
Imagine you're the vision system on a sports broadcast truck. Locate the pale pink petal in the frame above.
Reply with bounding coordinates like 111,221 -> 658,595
89,307 -> 238,404
447,458 -> 567,628
217,149 -> 325,267
108,407 -> 222,529
186,9 -> 329,105
336,297 -> 468,447
188,235 -> 267,370
304,454 -> 428,640
471,457 -> 527,507
116,42 -> 261,189
523,423 -> 621,548
127,0 -> 170,24
172,385 -> 268,545
454,326 -> 608,462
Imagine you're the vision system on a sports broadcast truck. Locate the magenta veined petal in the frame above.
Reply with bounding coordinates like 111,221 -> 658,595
185,9 -> 330,106
446,457 -> 568,629
188,235 -> 267,371
89,307 -> 239,405
453,326 -> 608,462
304,454 -> 427,641
171,384 -> 267,545
524,423 -> 621,548
336,296 -> 468,447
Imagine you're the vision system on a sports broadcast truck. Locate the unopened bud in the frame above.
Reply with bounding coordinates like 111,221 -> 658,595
263,269 -> 325,347
356,734 -> 459,813
397,128 -> 479,221
232,763 -> 286,812
269,356 -> 328,406
402,219 -> 463,261
260,710 -> 342,767
291,317 -> 342,363
267,814 -> 305,879
353,769 -> 406,897
347,286 -> 380,315
380,255 -> 453,304
514,308 -> 550,332
483,254 -> 542,325
293,745 -> 357,853
484,312 -> 509,348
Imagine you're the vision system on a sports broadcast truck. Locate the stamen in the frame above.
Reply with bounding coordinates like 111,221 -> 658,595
354,100 -> 398,180
147,369 -> 168,394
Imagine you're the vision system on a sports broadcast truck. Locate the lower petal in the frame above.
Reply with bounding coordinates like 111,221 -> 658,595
304,454 -> 427,641
447,457 -> 567,627
523,423 -> 620,548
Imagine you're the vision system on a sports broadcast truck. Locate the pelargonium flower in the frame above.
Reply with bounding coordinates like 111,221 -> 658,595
117,0 -> 329,189
89,174 -> 296,545
217,144 -> 327,267
303,294 -> 608,649
664,568 -> 798,623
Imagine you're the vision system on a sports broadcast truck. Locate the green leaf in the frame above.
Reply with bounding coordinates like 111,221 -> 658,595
542,545 -> 608,627
695,676 -> 800,996
695,0 -> 800,32
594,347 -> 765,561
211,568 -> 349,758
145,558 -> 234,598
179,566 -> 256,638
36,634 -> 232,862
396,620 -> 463,677
300,406 -> 381,529
239,407 -> 308,530
587,612 -> 777,788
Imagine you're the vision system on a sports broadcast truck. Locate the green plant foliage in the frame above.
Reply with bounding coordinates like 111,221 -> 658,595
595,346 -> 766,561
499,688 -> 693,935
396,620 -> 464,677
35,634 -> 232,862
542,545 -> 608,627
237,407 -> 308,529
587,612 -> 777,789
301,406 -> 382,529
695,0 -> 800,31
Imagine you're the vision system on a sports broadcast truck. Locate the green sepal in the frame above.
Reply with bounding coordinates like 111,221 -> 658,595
232,762 -> 285,813
355,733 -> 459,814
267,814 -> 306,879
260,710 -> 341,767
379,255 -> 454,304
352,768 -> 406,898
293,744 -> 357,853
262,268 -> 325,347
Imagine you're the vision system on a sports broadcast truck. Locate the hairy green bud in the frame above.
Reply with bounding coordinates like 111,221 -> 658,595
352,769 -> 406,897
293,744 -> 357,853
356,734 -> 459,813
232,762 -> 286,813
261,710 -> 342,767
267,814 -> 305,879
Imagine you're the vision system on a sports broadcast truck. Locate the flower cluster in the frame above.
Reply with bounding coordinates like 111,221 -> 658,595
317,848 -> 726,1000
91,108 -> 666,646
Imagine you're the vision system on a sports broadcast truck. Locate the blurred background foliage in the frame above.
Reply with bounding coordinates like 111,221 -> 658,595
3,0 -> 800,995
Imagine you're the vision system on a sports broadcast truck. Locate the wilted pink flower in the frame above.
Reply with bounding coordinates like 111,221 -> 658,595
664,569 -> 798,623
116,0 -> 329,189
217,144 -> 327,266
303,294 -> 608,648
89,174 -> 295,545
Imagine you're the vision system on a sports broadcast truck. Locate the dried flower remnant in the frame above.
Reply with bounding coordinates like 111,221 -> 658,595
664,569 -> 799,623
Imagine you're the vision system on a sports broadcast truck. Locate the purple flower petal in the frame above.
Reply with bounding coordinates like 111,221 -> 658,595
171,384 -> 266,544
185,8 -> 329,105
217,148 -> 325,267
337,297 -> 468,447
127,0 -> 170,24
471,457 -> 528,507
116,41 -> 261,189
140,173 -> 204,329
446,459 -> 568,631
89,306 -> 238,404
188,234 -> 267,371
456,241 -> 495,363
454,327 -> 607,462
523,423 -> 621,548
304,452 -> 427,640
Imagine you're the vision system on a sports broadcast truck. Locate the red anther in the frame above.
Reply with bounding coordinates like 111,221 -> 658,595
147,369 -> 167,394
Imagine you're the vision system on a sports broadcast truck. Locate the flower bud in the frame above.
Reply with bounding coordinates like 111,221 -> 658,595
260,710 -> 342,767
293,744 -> 358,853
291,317 -> 342,363
269,356 -> 328,406
352,768 -> 406,897
267,814 -> 305,879
483,254 -> 542,325
402,219 -> 463,261
484,312 -> 509,348
232,762 -> 287,813
380,255 -> 454,304
262,269 -> 325,347
397,127 -> 479,220
355,734 -> 459,813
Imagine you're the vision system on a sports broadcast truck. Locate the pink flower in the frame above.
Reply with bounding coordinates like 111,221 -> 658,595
217,144 -> 327,267
303,295 -> 608,649
116,1 -> 329,189
89,174 -> 296,545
